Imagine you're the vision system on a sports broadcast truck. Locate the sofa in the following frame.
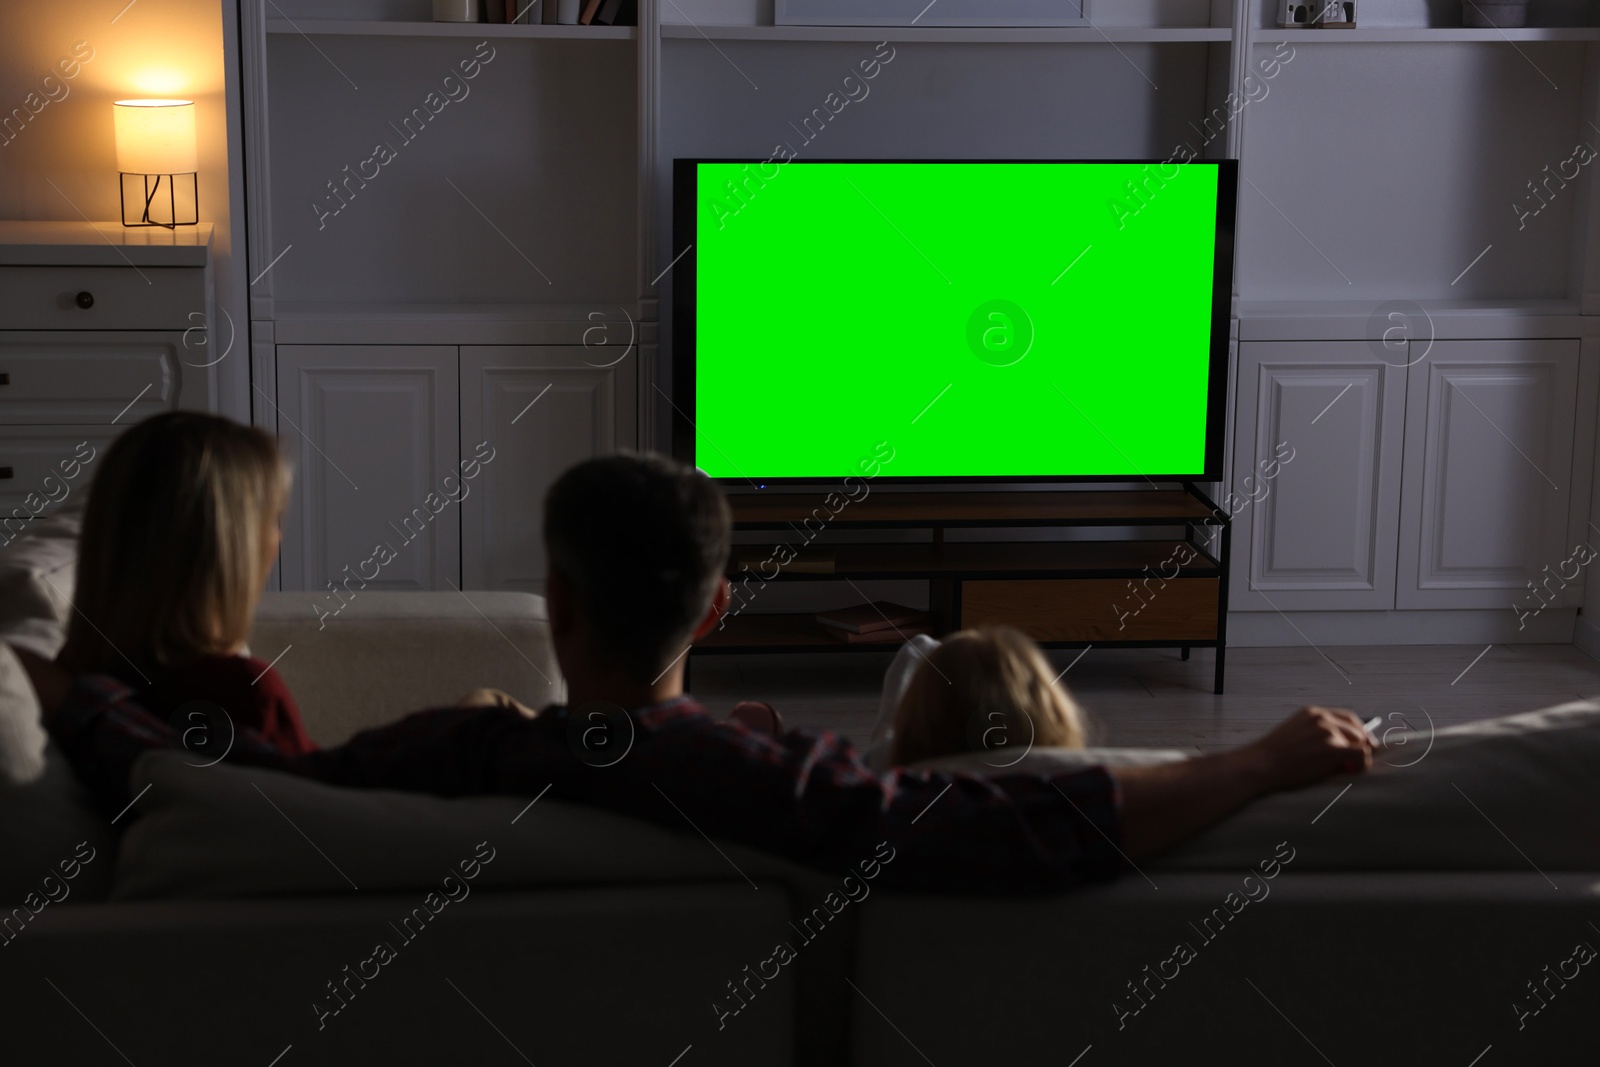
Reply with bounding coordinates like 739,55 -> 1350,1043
3,518 -> 1598,1065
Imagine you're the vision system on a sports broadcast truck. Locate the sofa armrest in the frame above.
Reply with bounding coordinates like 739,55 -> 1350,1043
252,591 -> 564,745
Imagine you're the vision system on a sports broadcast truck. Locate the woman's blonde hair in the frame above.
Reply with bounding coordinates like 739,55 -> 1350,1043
59,412 -> 288,679
890,626 -> 1087,766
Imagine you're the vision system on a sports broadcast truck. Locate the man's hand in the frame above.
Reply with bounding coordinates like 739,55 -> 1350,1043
7,644 -> 71,717
455,687 -> 539,718
1118,705 -> 1374,859
1234,706 -> 1374,794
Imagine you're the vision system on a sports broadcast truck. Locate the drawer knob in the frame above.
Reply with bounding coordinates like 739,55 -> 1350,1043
0,467 -> 12,480
0,373 -> 7,385
74,291 -> 94,310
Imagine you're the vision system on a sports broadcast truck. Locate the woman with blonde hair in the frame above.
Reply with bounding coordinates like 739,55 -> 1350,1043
877,626 -> 1088,767
57,411 -> 314,755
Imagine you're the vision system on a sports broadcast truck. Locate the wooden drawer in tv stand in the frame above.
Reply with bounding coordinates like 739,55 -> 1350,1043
960,577 -> 1220,642
693,485 -> 1232,695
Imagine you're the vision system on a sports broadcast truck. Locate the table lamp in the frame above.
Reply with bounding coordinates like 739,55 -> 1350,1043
114,99 -> 198,228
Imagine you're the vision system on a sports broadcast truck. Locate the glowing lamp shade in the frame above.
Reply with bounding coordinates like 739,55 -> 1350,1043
113,100 -> 198,227
114,100 -> 196,173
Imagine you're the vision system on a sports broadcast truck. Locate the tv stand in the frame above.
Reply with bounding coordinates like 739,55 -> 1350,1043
693,484 -> 1231,694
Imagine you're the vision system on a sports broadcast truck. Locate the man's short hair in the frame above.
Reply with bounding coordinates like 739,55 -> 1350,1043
543,453 -> 731,682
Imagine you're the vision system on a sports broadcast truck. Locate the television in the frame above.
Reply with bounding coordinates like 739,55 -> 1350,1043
672,158 -> 1237,484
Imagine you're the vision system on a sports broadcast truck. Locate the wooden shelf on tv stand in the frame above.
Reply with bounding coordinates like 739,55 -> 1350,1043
725,488 -> 1218,528
691,485 -> 1233,694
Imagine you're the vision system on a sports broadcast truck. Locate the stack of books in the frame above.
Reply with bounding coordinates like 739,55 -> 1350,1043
487,0 -> 636,24
814,602 -> 932,644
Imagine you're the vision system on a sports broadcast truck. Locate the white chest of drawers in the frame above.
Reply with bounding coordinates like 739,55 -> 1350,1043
0,221 -> 215,527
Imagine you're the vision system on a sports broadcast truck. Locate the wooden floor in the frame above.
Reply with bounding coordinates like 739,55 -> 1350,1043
689,643 -> 1600,752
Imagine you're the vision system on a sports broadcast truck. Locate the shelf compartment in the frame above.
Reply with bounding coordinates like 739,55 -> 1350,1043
728,539 -> 1220,581
661,24 -> 1231,43
265,19 -> 636,40
726,490 -> 1220,530
697,577 -> 1222,651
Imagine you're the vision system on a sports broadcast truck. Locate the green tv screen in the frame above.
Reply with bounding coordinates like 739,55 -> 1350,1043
672,159 -> 1236,482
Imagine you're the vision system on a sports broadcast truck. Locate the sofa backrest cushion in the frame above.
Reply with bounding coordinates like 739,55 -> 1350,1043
251,591 -> 565,746
0,744 -> 115,909
0,638 -> 117,908
1150,698 -> 1600,871
112,749 -> 814,900
113,698 -> 1600,899
902,701 -> 1600,873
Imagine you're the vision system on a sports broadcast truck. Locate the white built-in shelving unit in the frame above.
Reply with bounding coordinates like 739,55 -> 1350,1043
234,0 -> 1600,649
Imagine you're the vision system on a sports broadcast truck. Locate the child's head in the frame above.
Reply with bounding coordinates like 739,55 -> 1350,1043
60,412 -> 289,678
889,626 -> 1087,766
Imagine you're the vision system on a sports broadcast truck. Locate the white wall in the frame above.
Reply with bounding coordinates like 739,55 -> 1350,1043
0,0 -> 248,421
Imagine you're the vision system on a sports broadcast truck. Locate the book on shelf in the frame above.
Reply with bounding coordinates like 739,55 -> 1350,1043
486,1 -> 505,23
543,0 -> 560,23
815,602 -> 929,636
595,0 -> 637,24
579,0 -> 606,25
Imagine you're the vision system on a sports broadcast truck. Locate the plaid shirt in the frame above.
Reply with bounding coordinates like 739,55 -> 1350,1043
49,674 -> 1126,894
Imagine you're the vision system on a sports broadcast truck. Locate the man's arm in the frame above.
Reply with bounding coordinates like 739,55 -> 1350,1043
750,706 -> 1370,889
562,710 -> 1132,894
1117,706 -> 1373,858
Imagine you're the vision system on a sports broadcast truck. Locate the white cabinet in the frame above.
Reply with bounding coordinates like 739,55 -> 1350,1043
0,334 -> 185,424
461,346 -> 629,593
275,346 -> 461,594
1398,340 -> 1581,609
0,426 -> 117,525
1233,336 -> 1587,615
275,344 -> 634,593
1232,342 -> 1407,611
0,222 -> 214,538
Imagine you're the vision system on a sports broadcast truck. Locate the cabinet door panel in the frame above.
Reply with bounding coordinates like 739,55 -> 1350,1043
461,347 -> 620,593
1398,340 -> 1579,609
275,346 -> 459,594
1231,342 -> 1406,611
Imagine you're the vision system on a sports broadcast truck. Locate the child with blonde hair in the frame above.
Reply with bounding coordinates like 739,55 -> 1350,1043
870,626 -> 1088,768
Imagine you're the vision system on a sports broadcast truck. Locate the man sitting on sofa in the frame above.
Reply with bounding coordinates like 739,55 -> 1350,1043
19,453 -> 1373,894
